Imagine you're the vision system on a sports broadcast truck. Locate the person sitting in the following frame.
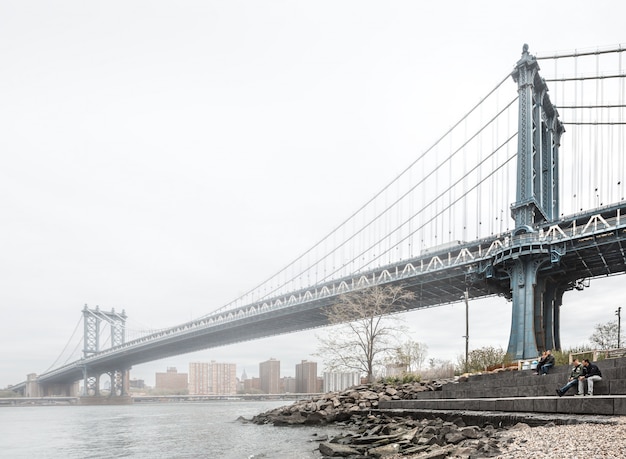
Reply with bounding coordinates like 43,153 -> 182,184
555,358 -> 584,396
579,358 -> 603,396
540,349 -> 555,375
535,351 -> 547,375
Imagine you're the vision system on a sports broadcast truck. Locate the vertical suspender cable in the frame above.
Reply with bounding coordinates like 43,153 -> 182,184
595,52 -> 600,206
576,52 -> 582,210
617,46 -> 626,201
442,132 -> 456,242
463,118 -> 468,242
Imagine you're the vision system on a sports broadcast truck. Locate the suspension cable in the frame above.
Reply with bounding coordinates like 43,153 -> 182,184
204,71 -> 515,316
42,315 -> 83,373
558,104 -> 626,109
546,74 -> 626,82
62,338 -> 84,366
245,96 -> 519,305
564,122 -> 626,125
536,45 -> 625,60
319,132 -> 518,284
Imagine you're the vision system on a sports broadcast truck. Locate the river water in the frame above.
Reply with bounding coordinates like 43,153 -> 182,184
0,400 -> 345,458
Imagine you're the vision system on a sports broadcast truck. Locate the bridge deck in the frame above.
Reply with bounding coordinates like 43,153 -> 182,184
29,203 -> 626,388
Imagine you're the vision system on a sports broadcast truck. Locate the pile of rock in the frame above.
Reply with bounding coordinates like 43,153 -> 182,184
249,380 -> 511,457
316,414 -> 506,458
251,380 -> 451,427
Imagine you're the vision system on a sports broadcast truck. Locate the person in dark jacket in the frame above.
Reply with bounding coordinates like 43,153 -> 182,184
540,349 -> 555,375
534,351 -> 548,375
579,359 -> 603,396
556,358 -> 584,396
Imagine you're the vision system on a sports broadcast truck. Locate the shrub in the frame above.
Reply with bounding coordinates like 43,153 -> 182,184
378,373 -> 421,385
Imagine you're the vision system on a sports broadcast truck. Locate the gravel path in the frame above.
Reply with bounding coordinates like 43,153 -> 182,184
494,417 -> 626,458
392,416 -> 626,458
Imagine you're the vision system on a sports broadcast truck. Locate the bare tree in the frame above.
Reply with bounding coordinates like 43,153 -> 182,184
394,340 -> 429,373
457,346 -> 510,373
316,284 -> 415,382
589,320 -> 621,349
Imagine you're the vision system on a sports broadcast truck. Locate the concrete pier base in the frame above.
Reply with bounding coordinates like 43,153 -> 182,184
78,395 -> 133,405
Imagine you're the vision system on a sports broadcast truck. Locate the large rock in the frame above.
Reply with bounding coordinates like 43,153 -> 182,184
367,443 -> 400,457
318,442 -> 360,457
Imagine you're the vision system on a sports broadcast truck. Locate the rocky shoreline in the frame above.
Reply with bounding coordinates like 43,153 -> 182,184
248,380 -> 508,457
246,380 -> 623,458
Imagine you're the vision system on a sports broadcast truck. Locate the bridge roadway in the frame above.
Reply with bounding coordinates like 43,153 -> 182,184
34,202 -> 626,387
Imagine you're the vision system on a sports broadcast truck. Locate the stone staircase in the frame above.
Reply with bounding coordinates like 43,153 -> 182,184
379,357 -> 626,416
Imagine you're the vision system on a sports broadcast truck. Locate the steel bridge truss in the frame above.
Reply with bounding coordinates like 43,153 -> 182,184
81,306 -> 129,397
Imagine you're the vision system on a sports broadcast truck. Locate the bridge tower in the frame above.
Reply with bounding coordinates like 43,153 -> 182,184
504,44 -> 566,359
82,305 -> 128,396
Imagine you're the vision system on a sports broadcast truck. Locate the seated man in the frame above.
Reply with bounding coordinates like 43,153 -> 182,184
535,351 -> 547,375
556,358 -> 584,396
540,349 -> 555,375
579,358 -> 603,396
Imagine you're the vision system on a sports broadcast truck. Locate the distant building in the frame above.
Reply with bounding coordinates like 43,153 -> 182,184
243,377 -> 261,393
189,362 -> 210,395
238,369 -> 248,393
281,376 -> 296,393
155,367 -> 188,392
259,358 -> 280,394
208,361 -> 237,395
295,360 -> 318,393
323,371 -> 361,392
129,379 -> 145,390
316,376 -> 324,393
189,361 -> 237,395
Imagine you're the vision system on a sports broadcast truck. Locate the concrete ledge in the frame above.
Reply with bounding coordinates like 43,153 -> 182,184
78,395 -> 133,405
610,379 -> 626,395
443,390 -> 467,399
379,395 -> 626,416
556,397 -> 614,415
612,367 -> 626,380
418,391 -> 443,399
478,399 -> 496,411
494,399 -> 515,411
513,398 -> 535,412
614,398 -> 626,415
533,398 -> 557,413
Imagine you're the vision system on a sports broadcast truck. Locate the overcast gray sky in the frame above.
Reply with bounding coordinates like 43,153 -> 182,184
2,1 -> 625,388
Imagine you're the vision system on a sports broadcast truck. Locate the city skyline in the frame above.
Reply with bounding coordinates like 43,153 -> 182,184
148,357 -> 366,395
152,359 -> 308,393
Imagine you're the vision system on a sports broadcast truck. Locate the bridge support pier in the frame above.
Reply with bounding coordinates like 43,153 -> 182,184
504,255 -> 568,359
506,258 -> 542,359
107,369 -> 130,396
82,367 -> 130,397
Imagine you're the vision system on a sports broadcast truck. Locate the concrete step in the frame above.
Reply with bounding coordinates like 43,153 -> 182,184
431,358 -> 626,399
382,357 -> 626,416
379,394 -> 626,415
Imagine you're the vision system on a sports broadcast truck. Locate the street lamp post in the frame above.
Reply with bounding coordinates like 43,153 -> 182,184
463,290 -> 469,373
616,307 -> 622,349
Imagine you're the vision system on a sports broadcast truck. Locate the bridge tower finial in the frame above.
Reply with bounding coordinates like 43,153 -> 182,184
510,43 -> 564,230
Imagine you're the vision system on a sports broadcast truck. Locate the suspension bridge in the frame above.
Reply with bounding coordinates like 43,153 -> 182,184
13,44 -> 626,399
